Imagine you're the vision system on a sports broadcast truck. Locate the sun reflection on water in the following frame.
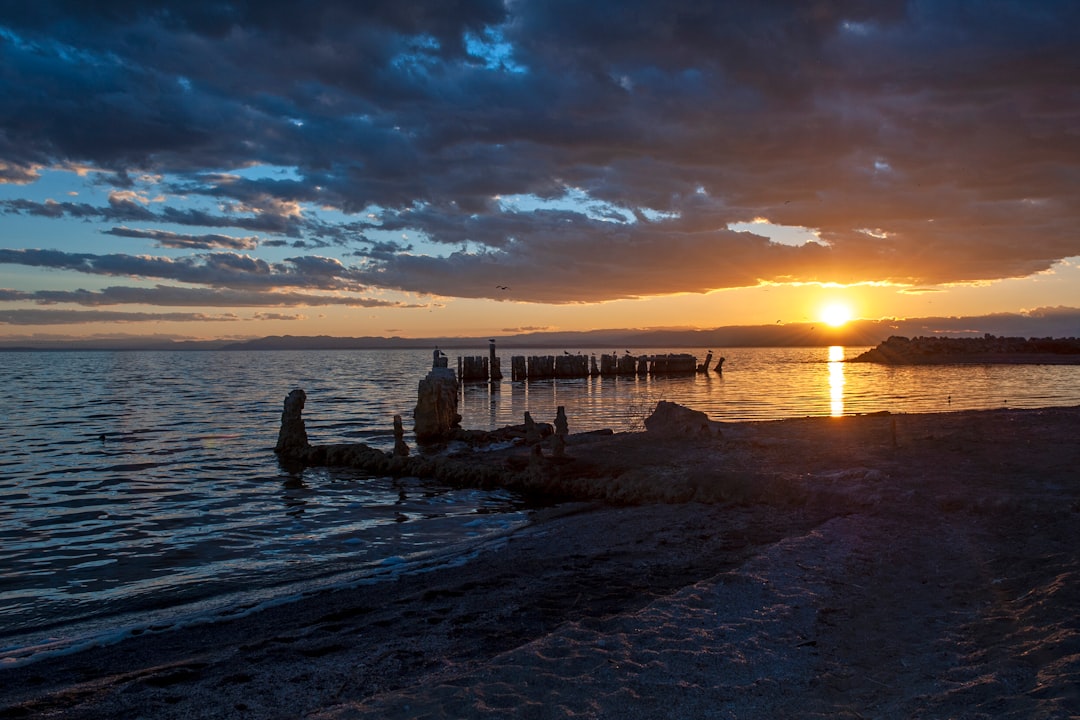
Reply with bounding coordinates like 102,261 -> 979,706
828,345 -> 845,417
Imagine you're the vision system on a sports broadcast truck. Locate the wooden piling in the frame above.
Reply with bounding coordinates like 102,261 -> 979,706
481,351 -> 711,381
458,356 -> 490,382
511,356 -> 527,381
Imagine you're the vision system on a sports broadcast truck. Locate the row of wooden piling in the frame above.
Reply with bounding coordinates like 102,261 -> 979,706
457,351 -> 716,382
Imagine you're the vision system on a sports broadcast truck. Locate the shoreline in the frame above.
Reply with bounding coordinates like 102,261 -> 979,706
2,405 -> 1078,719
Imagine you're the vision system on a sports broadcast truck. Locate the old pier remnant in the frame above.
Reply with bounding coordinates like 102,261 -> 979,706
272,382 -> 744,505
455,344 -> 716,383
507,352 -> 705,380
413,352 -> 462,442
393,414 -> 409,457
274,388 -> 310,456
454,339 -> 505,383
552,405 -> 569,457
457,355 -> 490,382
489,338 -> 503,381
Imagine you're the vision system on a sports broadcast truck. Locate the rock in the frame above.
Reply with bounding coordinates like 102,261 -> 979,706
274,389 -> 310,456
393,414 -> 410,457
554,406 -> 568,436
552,406 -> 569,457
644,401 -> 722,438
413,367 -> 462,443
524,411 -> 543,445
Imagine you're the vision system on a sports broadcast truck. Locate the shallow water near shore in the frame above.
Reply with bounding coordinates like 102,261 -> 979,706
2,346 -> 1079,666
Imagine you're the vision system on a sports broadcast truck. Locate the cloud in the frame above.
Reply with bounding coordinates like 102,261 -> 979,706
881,306 -> 1080,338
103,227 -> 260,250
502,325 -> 557,333
1,284 -> 423,309
252,312 -> 303,321
0,0 -> 1078,305
0,161 -> 40,184
1,198 -> 305,235
0,309 -> 239,325
0,247 -> 383,292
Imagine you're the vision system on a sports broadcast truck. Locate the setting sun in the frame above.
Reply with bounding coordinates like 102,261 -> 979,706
821,303 -> 854,327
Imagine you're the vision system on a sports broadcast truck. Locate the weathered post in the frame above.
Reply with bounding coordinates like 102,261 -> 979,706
459,356 -> 489,381
552,405 -> 568,457
489,339 -> 503,382
529,355 -> 555,379
393,414 -> 409,457
275,389 -> 310,457
511,356 -> 527,381
600,354 -> 616,376
414,352 -> 462,443
524,411 -> 541,445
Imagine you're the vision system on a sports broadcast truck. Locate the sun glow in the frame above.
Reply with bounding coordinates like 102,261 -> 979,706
820,303 -> 853,327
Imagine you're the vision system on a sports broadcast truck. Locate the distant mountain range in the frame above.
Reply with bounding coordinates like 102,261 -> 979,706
2,308 -> 1077,351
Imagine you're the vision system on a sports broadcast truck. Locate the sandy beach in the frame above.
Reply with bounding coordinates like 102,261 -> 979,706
2,405 -> 1078,719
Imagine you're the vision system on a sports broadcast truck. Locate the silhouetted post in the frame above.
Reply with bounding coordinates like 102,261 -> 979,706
552,405 -> 568,457
524,411 -> 541,445
489,339 -> 503,382
275,389 -> 310,457
511,356 -> 527,381
714,356 -> 726,373
393,414 -> 409,457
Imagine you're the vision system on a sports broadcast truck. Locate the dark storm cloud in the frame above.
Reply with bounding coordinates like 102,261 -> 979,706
0,248 -> 370,290
1,1 -> 1079,303
1,285 -> 417,309
2,198 -> 304,235
0,309 -> 238,325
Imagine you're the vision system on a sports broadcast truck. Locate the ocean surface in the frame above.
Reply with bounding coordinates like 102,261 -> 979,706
3,346 -> 1079,667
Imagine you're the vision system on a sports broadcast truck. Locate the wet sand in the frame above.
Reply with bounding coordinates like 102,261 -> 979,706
2,406 -> 1078,719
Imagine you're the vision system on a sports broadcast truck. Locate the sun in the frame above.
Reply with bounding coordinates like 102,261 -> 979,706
820,302 -> 853,327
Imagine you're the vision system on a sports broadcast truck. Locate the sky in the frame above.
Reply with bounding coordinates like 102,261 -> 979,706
1,0 -> 1078,342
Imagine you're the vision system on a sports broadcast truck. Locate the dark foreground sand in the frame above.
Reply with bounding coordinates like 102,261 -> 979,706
2,406 -> 1078,719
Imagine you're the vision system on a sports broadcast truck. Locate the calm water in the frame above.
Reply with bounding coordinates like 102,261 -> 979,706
2,346 -> 1079,666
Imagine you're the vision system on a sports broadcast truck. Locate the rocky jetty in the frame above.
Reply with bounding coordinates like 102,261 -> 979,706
852,334 -> 1080,364
273,389 -> 748,503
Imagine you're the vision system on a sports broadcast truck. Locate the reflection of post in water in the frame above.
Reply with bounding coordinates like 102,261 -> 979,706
281,476 -> 308,518
828,345 -> 845,417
